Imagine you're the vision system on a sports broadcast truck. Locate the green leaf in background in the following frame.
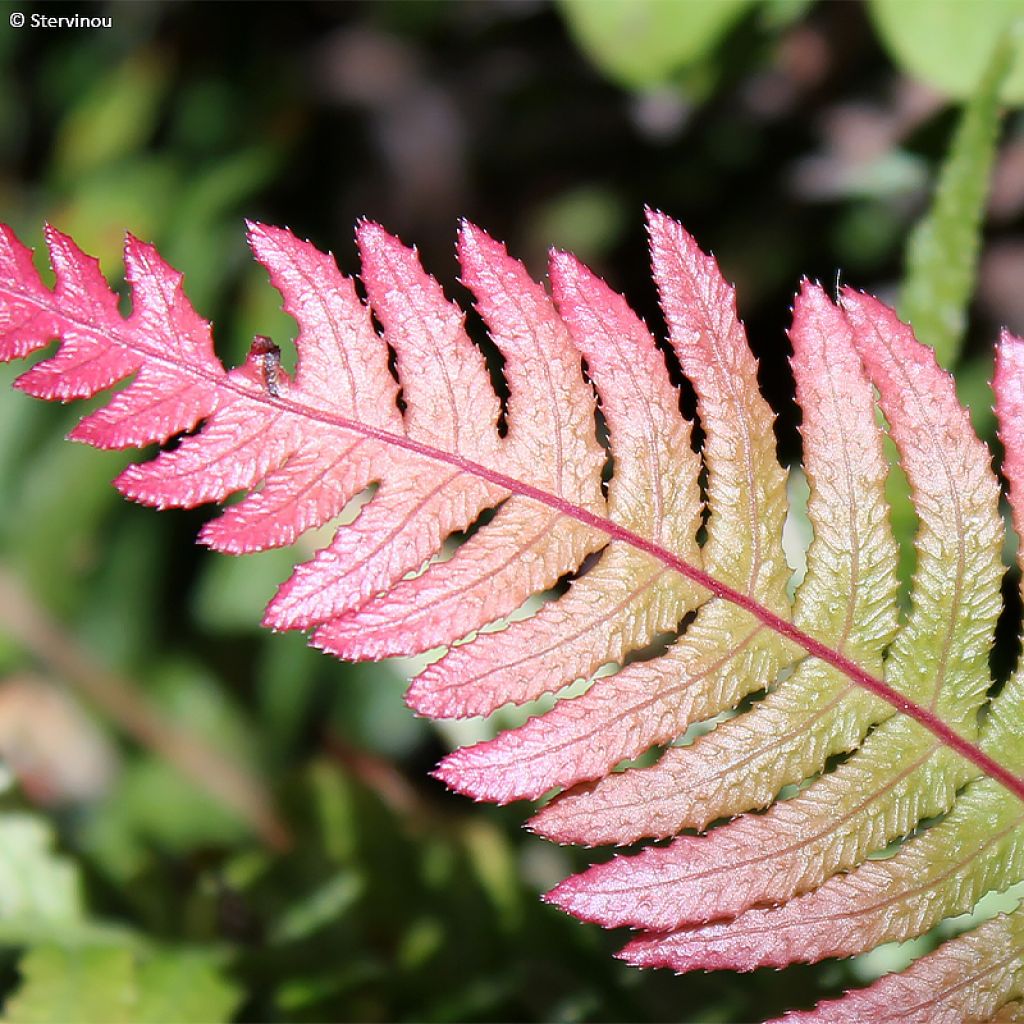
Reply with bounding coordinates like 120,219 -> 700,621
4,947 -> 134,1024
524,185 -> 627,267
869,0 -> 1024,103
2,945 -> 240,1024
79,663 -> 257,882
3,409 -> 130,617
51,53 -> 168,182
194,547 -> 299,634
268,870 -> 363,945
0,811 -> 137,949
133,949 -> 241,1024
0,814 -> 82,940
898,34 -> 1013,368
757,0 -> 815,31
557,0 -> 754,90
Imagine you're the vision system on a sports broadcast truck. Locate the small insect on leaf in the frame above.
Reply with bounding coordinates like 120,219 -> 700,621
249,334 -> 282,398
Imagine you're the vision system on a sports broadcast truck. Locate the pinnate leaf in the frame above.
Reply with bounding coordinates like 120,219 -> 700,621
3,212 -> 1024,1020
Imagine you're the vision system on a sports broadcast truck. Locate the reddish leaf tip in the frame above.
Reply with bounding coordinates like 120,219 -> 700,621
355,218 -> 397,249
42,222 -> 68,244
541,876 -> 578,913
456,219 -> 501,261
244,219 -> 272,245
547,248 -> 591,290
431,747 -> 517,804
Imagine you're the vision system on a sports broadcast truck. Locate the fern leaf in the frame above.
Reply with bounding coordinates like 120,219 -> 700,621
3,213 -> 1024,1021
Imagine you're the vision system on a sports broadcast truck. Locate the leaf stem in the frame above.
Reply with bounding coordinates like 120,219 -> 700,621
246,381 -> 1024,806
7,273 -> 1022,807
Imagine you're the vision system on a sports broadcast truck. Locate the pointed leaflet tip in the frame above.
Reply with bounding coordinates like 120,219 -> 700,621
44,226 -> 111,294
355,219 -> 407,259
547,247 -> 582,283
42,222 -> 71,247
247,219 -> 304,253
542,873 -> 585,916
644,207 -> 692,256
456,220 -> 510,273
431,744 -> 522,805
456,218 -> 488,251
456,220 -> 513,287
432,739 -> 535,804
245,219 -> 273,250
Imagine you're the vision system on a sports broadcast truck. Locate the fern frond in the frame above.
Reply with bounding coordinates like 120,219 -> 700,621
3,213 -> 1024,1020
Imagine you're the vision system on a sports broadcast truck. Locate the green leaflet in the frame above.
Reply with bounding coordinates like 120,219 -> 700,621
898,34 -> 1013,370
882,38 -> 1012,591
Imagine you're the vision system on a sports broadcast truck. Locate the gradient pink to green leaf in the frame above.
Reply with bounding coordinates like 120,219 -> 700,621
2,211 -> 1023,1021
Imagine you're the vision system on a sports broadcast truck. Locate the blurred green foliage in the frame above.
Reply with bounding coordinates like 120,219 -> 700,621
558,0 -> 757,92
0,1 -> 1022,1021
869,0 -> 1024,103
899,34 -> 1013,370
5,945 -> 241,1024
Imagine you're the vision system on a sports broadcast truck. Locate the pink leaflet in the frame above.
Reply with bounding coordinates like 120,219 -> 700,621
69,234 -> 225,451
411,553 -> 678,720
537,282 -> 898,877
408,248 -> 705,722
117,396 -> 301,508
6,229 -> 221,443
196,225 -> 401,552
0,225 -> 59,362
791,284 -> 899,655
199,440 -> 376,554
437,603 -> 770,806
312,224 -> 606,660
313,502 -> 596,661
356,221 -> 500,454
645,209 -> 790,602
427,248 -> 704,768
770,909 -> 1024,1024
619,776 -> 1020,974
270,470 -> 505,631
526,219 -> 795,841
544,723 -> 954,931
548,249 -> 699,545
841,288 -> 1003,727
456,224 -> 604,503
266,224 -> 510,631
246,222 -> 400,422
